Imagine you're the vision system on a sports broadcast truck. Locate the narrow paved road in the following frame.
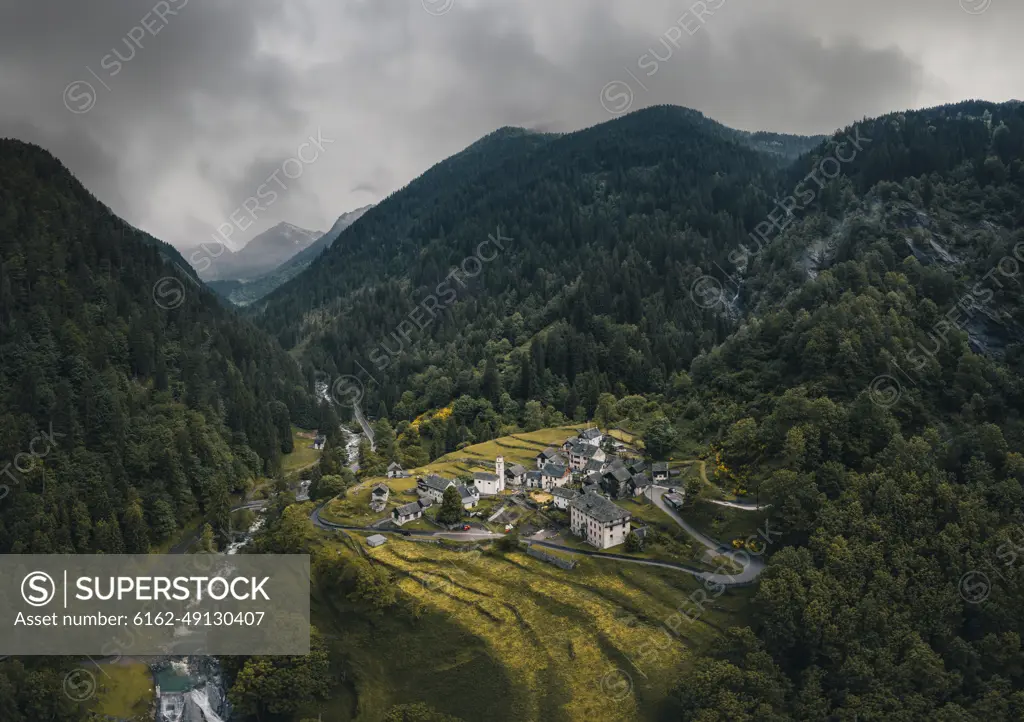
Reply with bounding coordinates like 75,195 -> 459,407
647,485 -> 722,552
310,499 -> 765,586
311,504 -> 500,541
649,485 -> 765,584
527,539 -> 710,576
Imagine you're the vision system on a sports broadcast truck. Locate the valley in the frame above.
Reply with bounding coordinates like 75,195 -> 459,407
2,95 -> 1024,722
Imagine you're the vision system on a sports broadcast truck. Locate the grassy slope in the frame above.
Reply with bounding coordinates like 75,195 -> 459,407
91,661 -> 153,719
282,426 -> 322,475
685,500 -> 767,544
322,425 -> 588,526
308,534 -> 750,722
415,425 -> 589,477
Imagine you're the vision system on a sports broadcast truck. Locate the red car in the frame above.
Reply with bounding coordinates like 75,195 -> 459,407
462,525 -> 471,531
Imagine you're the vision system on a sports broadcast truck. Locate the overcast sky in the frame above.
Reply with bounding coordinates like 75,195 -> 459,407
1,0 -> 1019,250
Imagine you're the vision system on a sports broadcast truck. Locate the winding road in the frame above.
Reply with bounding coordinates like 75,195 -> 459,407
309,485 -> 768,586
648,485 -> 765,584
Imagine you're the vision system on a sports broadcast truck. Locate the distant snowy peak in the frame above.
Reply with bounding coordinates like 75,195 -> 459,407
199,221 -> 323,280
273,221 -> 323,246
203,205 -> 377,303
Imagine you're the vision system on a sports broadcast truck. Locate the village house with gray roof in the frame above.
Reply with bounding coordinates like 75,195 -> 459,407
456,484 -> 480,509
394,498 -> 432,526
370,483 -> 390,512
569,492 -> 631,549
550,486 -> 579,510
541,462 -> 570,489
565,439 -> 606,471
417,474 -> 456,503
506,462 -> 528,486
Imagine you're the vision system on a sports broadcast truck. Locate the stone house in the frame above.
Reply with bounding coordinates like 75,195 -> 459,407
541,462 -> 570,490
550,486 -> 579,510
394,499 -> 432,526
417,474 -> 455,503
569,492 -> 631,549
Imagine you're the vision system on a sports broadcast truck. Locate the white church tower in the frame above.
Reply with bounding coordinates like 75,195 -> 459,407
473,456 -> 508,496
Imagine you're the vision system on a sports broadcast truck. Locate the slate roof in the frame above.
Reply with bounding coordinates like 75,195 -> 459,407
366,534 -> 387,547
551,487 -> 579,500
542,462 -> 568,478
371,484 -> 389,497
568,441 -> 597,457
474,472 -> 499,482
387,461 -> 404,471
580,428 -> 602,440
605,466 -> 632,484
583,482 -> 602,495
395,501 -> 423,517
585,471 -> 604,486
627,459 -> 647,474
652,462 -> 669,473
456,484 -> 477,502
538,448 -> 559,460
508,463 -> 528,477
629,473 -> 652,489
525,470 -> 543,483
570,492 -> 631,523
419,474 -> 454,492
584,459 -> 604,473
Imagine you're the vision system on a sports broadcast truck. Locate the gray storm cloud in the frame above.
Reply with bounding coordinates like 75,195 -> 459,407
0,0 -> 1018,250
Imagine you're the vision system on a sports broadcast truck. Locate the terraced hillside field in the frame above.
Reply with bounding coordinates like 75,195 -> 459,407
415,424 -> 592,476
322,425 -> 590,525
312,533 -> 752,722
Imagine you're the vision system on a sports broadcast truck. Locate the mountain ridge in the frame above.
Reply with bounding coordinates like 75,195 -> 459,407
207,204 -> 374,306
4,98 -> 1024,720
196,220 -> 323,281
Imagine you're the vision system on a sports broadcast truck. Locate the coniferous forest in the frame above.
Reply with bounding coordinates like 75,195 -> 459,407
257,100 -> 1024,720
1,98 -> 1024,719
0,139 -> 319,554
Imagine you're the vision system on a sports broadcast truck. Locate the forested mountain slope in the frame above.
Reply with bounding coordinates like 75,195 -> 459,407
250,100 -> 1024,720
667,101 -> 1024,720
255,107 -> 796,421
0,139 -> 315,558
3,97 -> 1022,720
